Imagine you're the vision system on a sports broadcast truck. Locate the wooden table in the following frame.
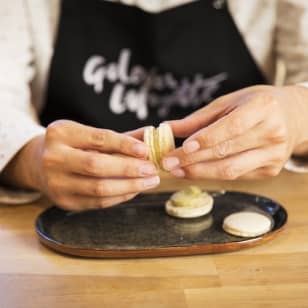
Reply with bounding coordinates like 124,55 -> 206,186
1,170 -> 308,308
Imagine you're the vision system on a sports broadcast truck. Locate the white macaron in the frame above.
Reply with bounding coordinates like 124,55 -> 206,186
223,211 -> 273,237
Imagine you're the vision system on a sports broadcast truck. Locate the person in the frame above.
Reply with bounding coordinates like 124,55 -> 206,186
1,0 -> 308,211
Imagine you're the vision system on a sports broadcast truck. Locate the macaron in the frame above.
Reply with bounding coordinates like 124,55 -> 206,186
223,211 -> 273,237
165,186 -> 214,219
144,123 -> 175,170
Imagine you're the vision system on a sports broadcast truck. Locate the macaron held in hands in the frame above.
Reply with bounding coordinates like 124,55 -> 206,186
144,123 -> 175,170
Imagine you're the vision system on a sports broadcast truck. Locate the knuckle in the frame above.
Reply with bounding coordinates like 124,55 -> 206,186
46,120 -> 68,140
118,135 -> 128,153
270,125 -> 288,144
181,155 -> 195,166
131,179 -> 143,191
212,140 -> 231,158
229,117 -> 243,136
101,183 -> 114,196
123,163 -> 137,177
83,155 -> 99,174
93,181 -> 107,197
197,134 -> 213,147
184,165 -> 202,180
262,167 -> 281,177
272,153 -> 286,166
262,92 -> 278,108
42,150 -> 58,168
217,163 -> 238,180
91,129 -> 109,147
55,195 -> 73,209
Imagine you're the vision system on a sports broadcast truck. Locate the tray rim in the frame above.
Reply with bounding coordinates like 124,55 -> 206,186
35,190 -> 288,258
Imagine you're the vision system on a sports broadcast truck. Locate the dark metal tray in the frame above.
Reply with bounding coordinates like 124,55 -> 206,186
36,191 -> 287,258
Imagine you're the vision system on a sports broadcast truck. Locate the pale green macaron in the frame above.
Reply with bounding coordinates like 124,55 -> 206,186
165,186 -> 214,219
144,123 -> 175,170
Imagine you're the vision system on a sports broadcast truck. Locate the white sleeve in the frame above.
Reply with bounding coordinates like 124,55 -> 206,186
276,0 -> 308,85
0,1 -> 45,204
275,0 -> 308,173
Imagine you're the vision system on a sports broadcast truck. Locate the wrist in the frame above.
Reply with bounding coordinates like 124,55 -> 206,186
22,135 -> 45,190
1,135 -> 45,191
282,85 -> 308,157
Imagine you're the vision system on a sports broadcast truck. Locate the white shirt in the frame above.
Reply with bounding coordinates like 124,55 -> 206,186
1,0 -> 308,203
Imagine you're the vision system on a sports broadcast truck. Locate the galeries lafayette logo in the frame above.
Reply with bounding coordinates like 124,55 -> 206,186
83,49 -> 228,120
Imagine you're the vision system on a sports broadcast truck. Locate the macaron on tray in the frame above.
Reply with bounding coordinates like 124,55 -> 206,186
36,124 -> 287,258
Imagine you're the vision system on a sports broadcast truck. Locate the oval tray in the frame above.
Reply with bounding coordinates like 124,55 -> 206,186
35,191 -> 287,258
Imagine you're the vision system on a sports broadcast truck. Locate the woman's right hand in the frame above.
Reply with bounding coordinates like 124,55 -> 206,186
3,120 -> 159,211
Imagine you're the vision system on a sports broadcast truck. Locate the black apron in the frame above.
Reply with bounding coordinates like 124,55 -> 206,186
40,0 -> 266,132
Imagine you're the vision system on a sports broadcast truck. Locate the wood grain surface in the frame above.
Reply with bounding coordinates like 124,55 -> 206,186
1,170 -> 308,308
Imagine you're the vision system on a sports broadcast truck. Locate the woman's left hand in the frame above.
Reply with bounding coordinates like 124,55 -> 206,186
163,85 -> 308,180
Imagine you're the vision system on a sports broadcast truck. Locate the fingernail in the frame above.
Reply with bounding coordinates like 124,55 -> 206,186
139,163 -> 157,176
184,140 -> 200,154
163,157 -> 180,171
171,168 -> 185,178
144,176 -> 160,188
133,143 -> 148,157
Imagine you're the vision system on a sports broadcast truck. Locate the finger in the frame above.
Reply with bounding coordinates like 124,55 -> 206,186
166,88 -> 254,138
182,93 -> 272,154
61,148 -> 158,178
237,167 -> 281,180
163,122 -> 269,170
172,148 -> 279,180
53,173 -> 161,197
166,100 -> 227,138
125,127 -> 145,140
56,192 -> 138,211
47,120 -> 148,158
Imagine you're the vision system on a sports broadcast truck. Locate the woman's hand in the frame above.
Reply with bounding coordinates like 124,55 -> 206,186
2,120 -> 159,210
162,85 -> 308,180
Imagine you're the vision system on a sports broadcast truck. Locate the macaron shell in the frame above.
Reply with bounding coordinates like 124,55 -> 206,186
170,191 -> 212,208
153,127 -> 160,167
158,123 -> 175,155
157,123 -> 175,170
144,123 -> 175,170
223,211 -> 273,237
144,126 -> 159,167
165,199 -> 213,219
